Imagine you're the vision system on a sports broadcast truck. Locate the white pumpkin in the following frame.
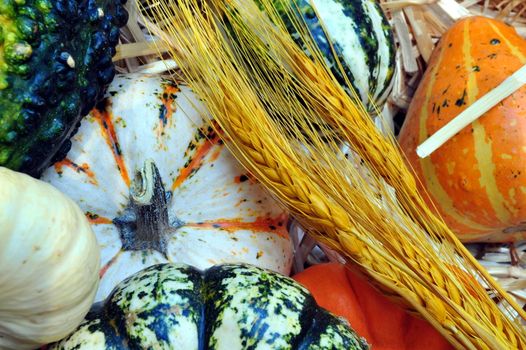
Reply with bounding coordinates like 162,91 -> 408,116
0,167 -> 99,350
41,73 -> 293,302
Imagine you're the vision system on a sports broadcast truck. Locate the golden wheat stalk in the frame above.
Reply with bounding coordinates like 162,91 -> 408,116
252,2 -> 526,316
220,0 -> 526,321
143,0 -> 526,348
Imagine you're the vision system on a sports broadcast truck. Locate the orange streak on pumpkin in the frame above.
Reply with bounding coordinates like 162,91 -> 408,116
91,106 -> 131,187
186,214 -> 288,239
209,148 -> 222,162
171,132 -> 223,191
99,250 -> 123,278
88,216 -> 113,225
85,212 -> 113,225
54,158 -> 98,185
157,83 -> 181,136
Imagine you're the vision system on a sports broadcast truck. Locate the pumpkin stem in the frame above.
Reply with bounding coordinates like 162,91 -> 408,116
125,159 -> 170,254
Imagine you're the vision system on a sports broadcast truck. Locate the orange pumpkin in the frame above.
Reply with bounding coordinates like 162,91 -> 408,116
398,16 -> 526,242
293,263 -> 453,350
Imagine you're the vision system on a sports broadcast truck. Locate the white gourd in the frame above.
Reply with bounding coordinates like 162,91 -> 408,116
41,73 -> 293,303
0,167 -> 99,350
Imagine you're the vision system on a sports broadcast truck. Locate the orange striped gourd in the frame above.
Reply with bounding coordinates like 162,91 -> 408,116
399,16 -> 526,242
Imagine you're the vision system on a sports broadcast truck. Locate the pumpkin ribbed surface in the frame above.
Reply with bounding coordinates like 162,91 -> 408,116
399,16 -> 526,242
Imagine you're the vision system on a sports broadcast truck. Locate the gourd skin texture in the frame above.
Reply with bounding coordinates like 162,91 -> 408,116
0,167 -> 100,350
271,0 -> 395,111
50,264 -> 369,350
398,17 -> 526,242
41,74 -> 293,303
0,0 -> 128,176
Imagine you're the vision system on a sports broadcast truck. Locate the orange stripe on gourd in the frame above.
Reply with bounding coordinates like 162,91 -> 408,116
485,22 -> 526,231
464,19 -> 511,226
91,104 -> 131,187
54,158 -> 98,185
171,131 -> 223,191
489,22 -> 526,62
186,214 -> 289,239
99,250 -> 123,278
85,212 -> 112,225
157,82 -> 181,137
411,20 -> 489,233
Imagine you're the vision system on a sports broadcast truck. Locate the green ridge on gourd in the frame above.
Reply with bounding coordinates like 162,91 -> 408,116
50,264 -> 369,350
0,0 -> 128,176
267,0 -> 395,112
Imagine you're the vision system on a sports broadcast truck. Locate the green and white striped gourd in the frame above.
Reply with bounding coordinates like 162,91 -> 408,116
50,263 -> 369,350
280,0 -> 396,112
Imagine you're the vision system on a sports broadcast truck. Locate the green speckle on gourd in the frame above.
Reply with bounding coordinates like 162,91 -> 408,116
0,148 -> 9,162
0,77 -> 7,89
49,264 -> 368,350
35,0 -> 51,13
4,41 -> 32,63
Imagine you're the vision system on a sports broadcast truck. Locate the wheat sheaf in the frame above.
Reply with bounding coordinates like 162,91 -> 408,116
142,0 -> 526,348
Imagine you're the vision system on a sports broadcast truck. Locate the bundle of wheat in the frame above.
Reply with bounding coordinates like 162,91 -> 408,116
134,0 -> 526,348
378,0 -> 526,311
111,0 -> 526,347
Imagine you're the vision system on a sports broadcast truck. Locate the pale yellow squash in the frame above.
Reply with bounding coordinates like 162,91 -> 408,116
0,167 -> 100,349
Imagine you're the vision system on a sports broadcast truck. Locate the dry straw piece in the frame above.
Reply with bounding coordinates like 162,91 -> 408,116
378,0 -> 526,116
142,0 -> 525,348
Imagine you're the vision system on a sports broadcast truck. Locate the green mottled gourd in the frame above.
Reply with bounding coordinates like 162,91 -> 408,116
50,263 -> 369,350
0,0 -> 128,176
274,0 -> 396,112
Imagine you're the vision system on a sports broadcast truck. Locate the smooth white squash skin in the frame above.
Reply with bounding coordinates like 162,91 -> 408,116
41,74 -> 293,303
0,167 -> 99,350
